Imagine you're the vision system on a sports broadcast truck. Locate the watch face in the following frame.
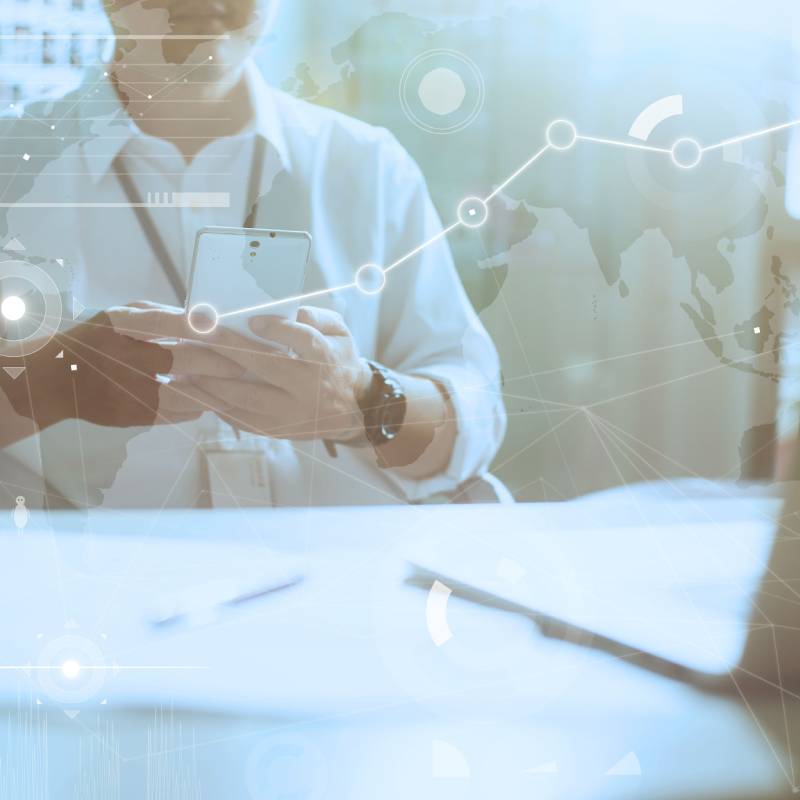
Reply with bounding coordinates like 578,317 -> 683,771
381,395 -> 406,438
360,362 -> 408,446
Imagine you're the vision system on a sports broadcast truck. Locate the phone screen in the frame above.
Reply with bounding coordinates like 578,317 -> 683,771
188,228 -> 311,336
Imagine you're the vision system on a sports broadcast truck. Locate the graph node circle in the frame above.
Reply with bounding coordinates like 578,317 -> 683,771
355,264 -> 387,296
546,119 -> 578,151
670,137 -> 703,169
187,303 -> 219,335
457,197 -> 489,228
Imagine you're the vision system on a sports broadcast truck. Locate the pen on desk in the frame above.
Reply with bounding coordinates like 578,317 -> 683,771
150,574 -> 304,629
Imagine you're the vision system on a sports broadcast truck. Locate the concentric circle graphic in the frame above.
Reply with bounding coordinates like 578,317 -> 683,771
36,634 -> 107,705
0,260 -> 63,358
399,50 -> 486,135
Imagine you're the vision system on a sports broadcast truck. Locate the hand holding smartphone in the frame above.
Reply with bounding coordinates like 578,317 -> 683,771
186,226 -> 311,339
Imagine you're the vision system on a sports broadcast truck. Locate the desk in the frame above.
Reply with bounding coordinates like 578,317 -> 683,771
0,500 -> 793,799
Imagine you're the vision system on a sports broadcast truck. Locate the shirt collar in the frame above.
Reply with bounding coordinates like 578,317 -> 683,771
81,60 -> 292,184
243,61 -> 292,174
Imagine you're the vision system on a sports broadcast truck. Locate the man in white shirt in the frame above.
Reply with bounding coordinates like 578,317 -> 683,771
0,0 -> 506,510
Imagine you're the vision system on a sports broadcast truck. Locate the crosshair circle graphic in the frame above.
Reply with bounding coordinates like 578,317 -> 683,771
36,634 -> 107,705
0,260 -> 63,358
399,50 -> 486,135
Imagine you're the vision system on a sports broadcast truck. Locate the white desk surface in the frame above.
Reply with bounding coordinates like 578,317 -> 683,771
0,495 -> 794,799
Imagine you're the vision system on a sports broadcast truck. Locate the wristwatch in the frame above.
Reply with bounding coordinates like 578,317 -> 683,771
358,360 -> 407,447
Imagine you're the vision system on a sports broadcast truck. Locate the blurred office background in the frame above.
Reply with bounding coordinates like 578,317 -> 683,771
4,0 -> 800,501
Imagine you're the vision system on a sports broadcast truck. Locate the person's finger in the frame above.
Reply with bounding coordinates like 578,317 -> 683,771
57,322 -> 174,376
191,377 -> 293,415
106,306 -> 192,342
125,301 -> 182,311
295,306 -> 349,336
121,338 -> 175,376
152,410 -> 205,425
247,316 -> 328,362
163,341 -> 246,379
157,379 -> 230,414
188,325 -> 308,382
216,411 -> 317,440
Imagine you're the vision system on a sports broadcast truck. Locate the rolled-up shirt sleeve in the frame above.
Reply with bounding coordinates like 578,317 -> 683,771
368,133 -> 507,501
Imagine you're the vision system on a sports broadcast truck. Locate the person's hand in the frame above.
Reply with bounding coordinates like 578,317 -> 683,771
3,305 -> 243,431
177,306 -> 372,441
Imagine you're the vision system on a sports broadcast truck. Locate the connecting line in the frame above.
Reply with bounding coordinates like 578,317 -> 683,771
702,118 -> 800,152
483,144 -> 551,202
576,134 -> 672,154
385,222 -> 462,272
217,282 -> 357,319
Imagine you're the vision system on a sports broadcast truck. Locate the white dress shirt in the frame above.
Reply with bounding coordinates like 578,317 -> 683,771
0,63 -> 506,509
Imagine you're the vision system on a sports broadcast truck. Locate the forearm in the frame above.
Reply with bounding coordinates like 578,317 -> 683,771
371,374 -> 456,478
0,379 -> 41,448
0,344 -> 71,446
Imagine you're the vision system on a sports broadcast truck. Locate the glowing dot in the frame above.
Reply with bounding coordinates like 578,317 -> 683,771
457,196 -> 489,228
754,326 -> 761,334
670,137 -> 702,170
208,56 -> 214,61
1,296 -> 26,322
61,659 -> 80,680
546,119 -> 578,151
187,303 -> 219,335
355,264 -> 386,296
147,94 -> 152,100
22,153 -> 30,161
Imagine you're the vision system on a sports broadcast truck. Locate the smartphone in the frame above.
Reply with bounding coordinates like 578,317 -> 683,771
186,226 -> 311,338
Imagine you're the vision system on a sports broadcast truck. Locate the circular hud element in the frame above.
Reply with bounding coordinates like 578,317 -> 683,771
399,50 -> 486,135
0,260 -> 63,358
36,634 -> 107,705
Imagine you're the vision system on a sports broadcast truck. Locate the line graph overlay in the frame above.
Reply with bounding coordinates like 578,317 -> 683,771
7,103 -> 796,324
209,112 -> 796,323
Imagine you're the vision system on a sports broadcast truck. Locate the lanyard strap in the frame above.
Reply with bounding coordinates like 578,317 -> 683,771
113,135 -> 268,305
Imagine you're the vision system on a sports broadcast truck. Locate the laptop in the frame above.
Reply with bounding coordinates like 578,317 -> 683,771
406,480 -> 800,694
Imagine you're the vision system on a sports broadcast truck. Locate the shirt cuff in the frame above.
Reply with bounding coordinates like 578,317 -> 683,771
381,363 -> 506,503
